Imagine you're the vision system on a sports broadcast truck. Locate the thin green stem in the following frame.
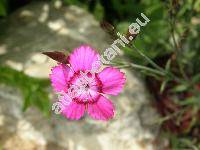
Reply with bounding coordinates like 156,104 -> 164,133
126,44 -> 182,82
112,61 -> 165,76
153,108 -> 187,125
131,44 -> 165,72
168,1 -> 190,80
129,63 -> 165,76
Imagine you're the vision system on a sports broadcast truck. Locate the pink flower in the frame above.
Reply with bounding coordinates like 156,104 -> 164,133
50,45 -> 126,121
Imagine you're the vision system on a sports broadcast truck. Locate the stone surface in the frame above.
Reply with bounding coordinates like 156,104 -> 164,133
0,1 -> 160,150
0,0 -> 109,78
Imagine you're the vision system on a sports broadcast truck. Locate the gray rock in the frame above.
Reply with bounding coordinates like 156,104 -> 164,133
0,1 -> 160,150
0,0 -> 109,77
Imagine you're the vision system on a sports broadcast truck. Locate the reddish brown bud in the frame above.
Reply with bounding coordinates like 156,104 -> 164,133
42,51 -> 68,64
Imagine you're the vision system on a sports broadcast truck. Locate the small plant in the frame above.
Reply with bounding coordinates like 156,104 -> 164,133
0,66 -> 51,116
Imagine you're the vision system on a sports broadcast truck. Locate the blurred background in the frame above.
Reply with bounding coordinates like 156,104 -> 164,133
0,0 -> 200,150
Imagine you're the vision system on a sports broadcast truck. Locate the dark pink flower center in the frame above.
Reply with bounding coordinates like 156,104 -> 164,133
68,71 -> 102,104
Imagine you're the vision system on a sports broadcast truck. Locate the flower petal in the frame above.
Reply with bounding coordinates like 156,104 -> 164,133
68,45 -> 100,72
98,67 -> 126,95
50,64 -> 74,92
62,100 -> 85,120
87,95 -> 115,121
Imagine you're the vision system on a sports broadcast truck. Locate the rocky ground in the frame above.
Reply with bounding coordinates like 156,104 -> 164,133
0,1 -> 161,150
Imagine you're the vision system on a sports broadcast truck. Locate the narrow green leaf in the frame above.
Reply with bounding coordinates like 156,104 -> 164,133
160,80 -> 168,93
165,59 -> 171,71
172,84 -> 189,92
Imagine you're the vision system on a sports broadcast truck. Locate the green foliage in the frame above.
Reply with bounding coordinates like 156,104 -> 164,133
0,66 -> 51,116
169,135 -> 200,150
0,0 -> 7,16
63,0 -> 82,6
93,2 -> 104,21
103,0 -> 200,148
115,1 -> 171,64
